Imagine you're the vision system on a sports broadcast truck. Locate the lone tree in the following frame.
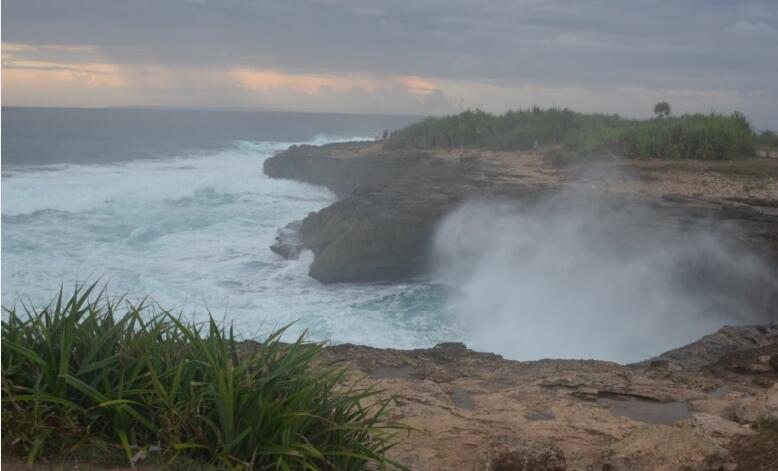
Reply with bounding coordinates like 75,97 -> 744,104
654,101 -> 671,118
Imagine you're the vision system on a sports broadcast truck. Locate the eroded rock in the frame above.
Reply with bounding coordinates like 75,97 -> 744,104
269,220 -> 304,259
603,425 -> 727,471
485,437 -> 566,471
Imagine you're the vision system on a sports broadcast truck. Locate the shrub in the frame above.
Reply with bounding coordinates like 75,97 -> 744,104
384,107 -> 627,151
2,284 -> 406,469
386,108 -> 757,161
611,113 -> 755,160
757,129 -> 778,149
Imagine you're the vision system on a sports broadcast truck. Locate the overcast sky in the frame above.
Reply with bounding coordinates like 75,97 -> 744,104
3,0 -> 777,128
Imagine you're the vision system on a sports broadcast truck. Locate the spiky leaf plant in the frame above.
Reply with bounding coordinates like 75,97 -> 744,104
2,283 -> 407,469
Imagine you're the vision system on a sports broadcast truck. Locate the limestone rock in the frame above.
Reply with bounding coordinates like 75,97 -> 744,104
678,412 -> 754,445
603,425 -> 727,471
637,325 -> 778,370
485,437 -> 566,471
269,220 -> 304,259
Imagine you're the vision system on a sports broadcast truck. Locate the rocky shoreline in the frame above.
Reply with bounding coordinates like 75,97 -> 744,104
309,324 -> 778,470
261,141 -> 778,469
264,141 -> 778,314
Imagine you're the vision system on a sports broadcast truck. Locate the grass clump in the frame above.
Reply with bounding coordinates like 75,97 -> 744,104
2,284 -> 407,469
752,417 -> 778,433
385,108 -> 757,161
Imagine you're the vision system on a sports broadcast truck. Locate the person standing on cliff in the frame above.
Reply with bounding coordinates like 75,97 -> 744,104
533,139 -> 539,152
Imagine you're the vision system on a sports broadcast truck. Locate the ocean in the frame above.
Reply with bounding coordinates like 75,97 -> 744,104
1,107 -> 460,348
4,107 -> 765,363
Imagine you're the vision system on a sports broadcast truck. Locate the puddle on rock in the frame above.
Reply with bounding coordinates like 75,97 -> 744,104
525,409 -> 555,421
369,366 -> 413,380
709,385 -> 732,399
598,394 -> 692,425
451,388 -> 475,410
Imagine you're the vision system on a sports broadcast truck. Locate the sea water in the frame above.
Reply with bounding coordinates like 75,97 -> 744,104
1,107 -> 459,348
4,108 -> 763,363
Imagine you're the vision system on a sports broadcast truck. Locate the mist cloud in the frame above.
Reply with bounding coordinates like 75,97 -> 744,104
432,193 -> 776,363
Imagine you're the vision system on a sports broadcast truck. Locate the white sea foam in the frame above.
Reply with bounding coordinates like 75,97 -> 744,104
2,136 -> 455,349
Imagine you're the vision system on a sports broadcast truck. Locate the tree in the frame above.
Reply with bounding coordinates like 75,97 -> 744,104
654,101 -> 671,118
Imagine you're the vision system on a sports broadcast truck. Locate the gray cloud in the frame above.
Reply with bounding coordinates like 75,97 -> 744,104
3,0 -> 777,127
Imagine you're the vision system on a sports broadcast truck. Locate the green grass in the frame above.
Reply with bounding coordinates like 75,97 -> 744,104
385,108 -> 758,161
2,284 -> 407,470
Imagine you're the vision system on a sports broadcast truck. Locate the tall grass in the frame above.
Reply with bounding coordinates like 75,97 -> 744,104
385,108 -> 757,161
607,112 -> 754,160
2,284 -> 406,469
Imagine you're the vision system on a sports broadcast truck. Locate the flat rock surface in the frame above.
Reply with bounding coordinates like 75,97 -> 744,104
316,325 -> 778,470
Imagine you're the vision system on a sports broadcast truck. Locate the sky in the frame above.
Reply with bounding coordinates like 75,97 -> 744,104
2,0 -> 778,128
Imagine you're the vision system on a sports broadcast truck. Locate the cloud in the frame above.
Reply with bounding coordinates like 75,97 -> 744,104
2,1 -> 778,127
1,48 -> 456,114
725,20 -> 778,40
229,68 -> 437,96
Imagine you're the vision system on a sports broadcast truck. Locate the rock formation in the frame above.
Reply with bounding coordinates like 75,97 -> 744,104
263,141 -> 778,327
308,324 -> 778,470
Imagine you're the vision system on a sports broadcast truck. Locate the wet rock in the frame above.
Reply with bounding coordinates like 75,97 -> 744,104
485,437 -> 566,471
269,220 -> 304,259
603,425 -> 726,471
597,394 -> 692,425
299,178 -> 467,282
636,325 -> 778,370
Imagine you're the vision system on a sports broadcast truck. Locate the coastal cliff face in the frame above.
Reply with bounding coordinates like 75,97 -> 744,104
263,141 -> 467,198
259,142 -> 778,469
263,141 -> 778,302
263,141 -> 505,282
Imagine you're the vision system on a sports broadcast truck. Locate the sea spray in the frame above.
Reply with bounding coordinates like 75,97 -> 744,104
432,193 -> 776,363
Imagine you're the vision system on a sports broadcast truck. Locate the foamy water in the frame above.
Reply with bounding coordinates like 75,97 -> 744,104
4,108 -> 765,363
1,137 -> 457,347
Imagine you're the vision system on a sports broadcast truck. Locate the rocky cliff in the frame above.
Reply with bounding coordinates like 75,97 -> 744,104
263,142 -> 778,317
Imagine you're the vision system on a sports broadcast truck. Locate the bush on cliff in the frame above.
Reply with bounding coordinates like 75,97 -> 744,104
2,284 -> 406,469
567,112 -> 756,160
384,107 -> 624,151
386,108 -> 757,161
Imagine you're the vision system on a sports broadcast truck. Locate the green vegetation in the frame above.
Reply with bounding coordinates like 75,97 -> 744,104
384,107 -> 622,151
757,129 -> 778,149
385,107 -> 758,162
572,112 -> 756,161
653,101 -> 671,118
2,284 -> 406,470
752,417 -> 778,433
